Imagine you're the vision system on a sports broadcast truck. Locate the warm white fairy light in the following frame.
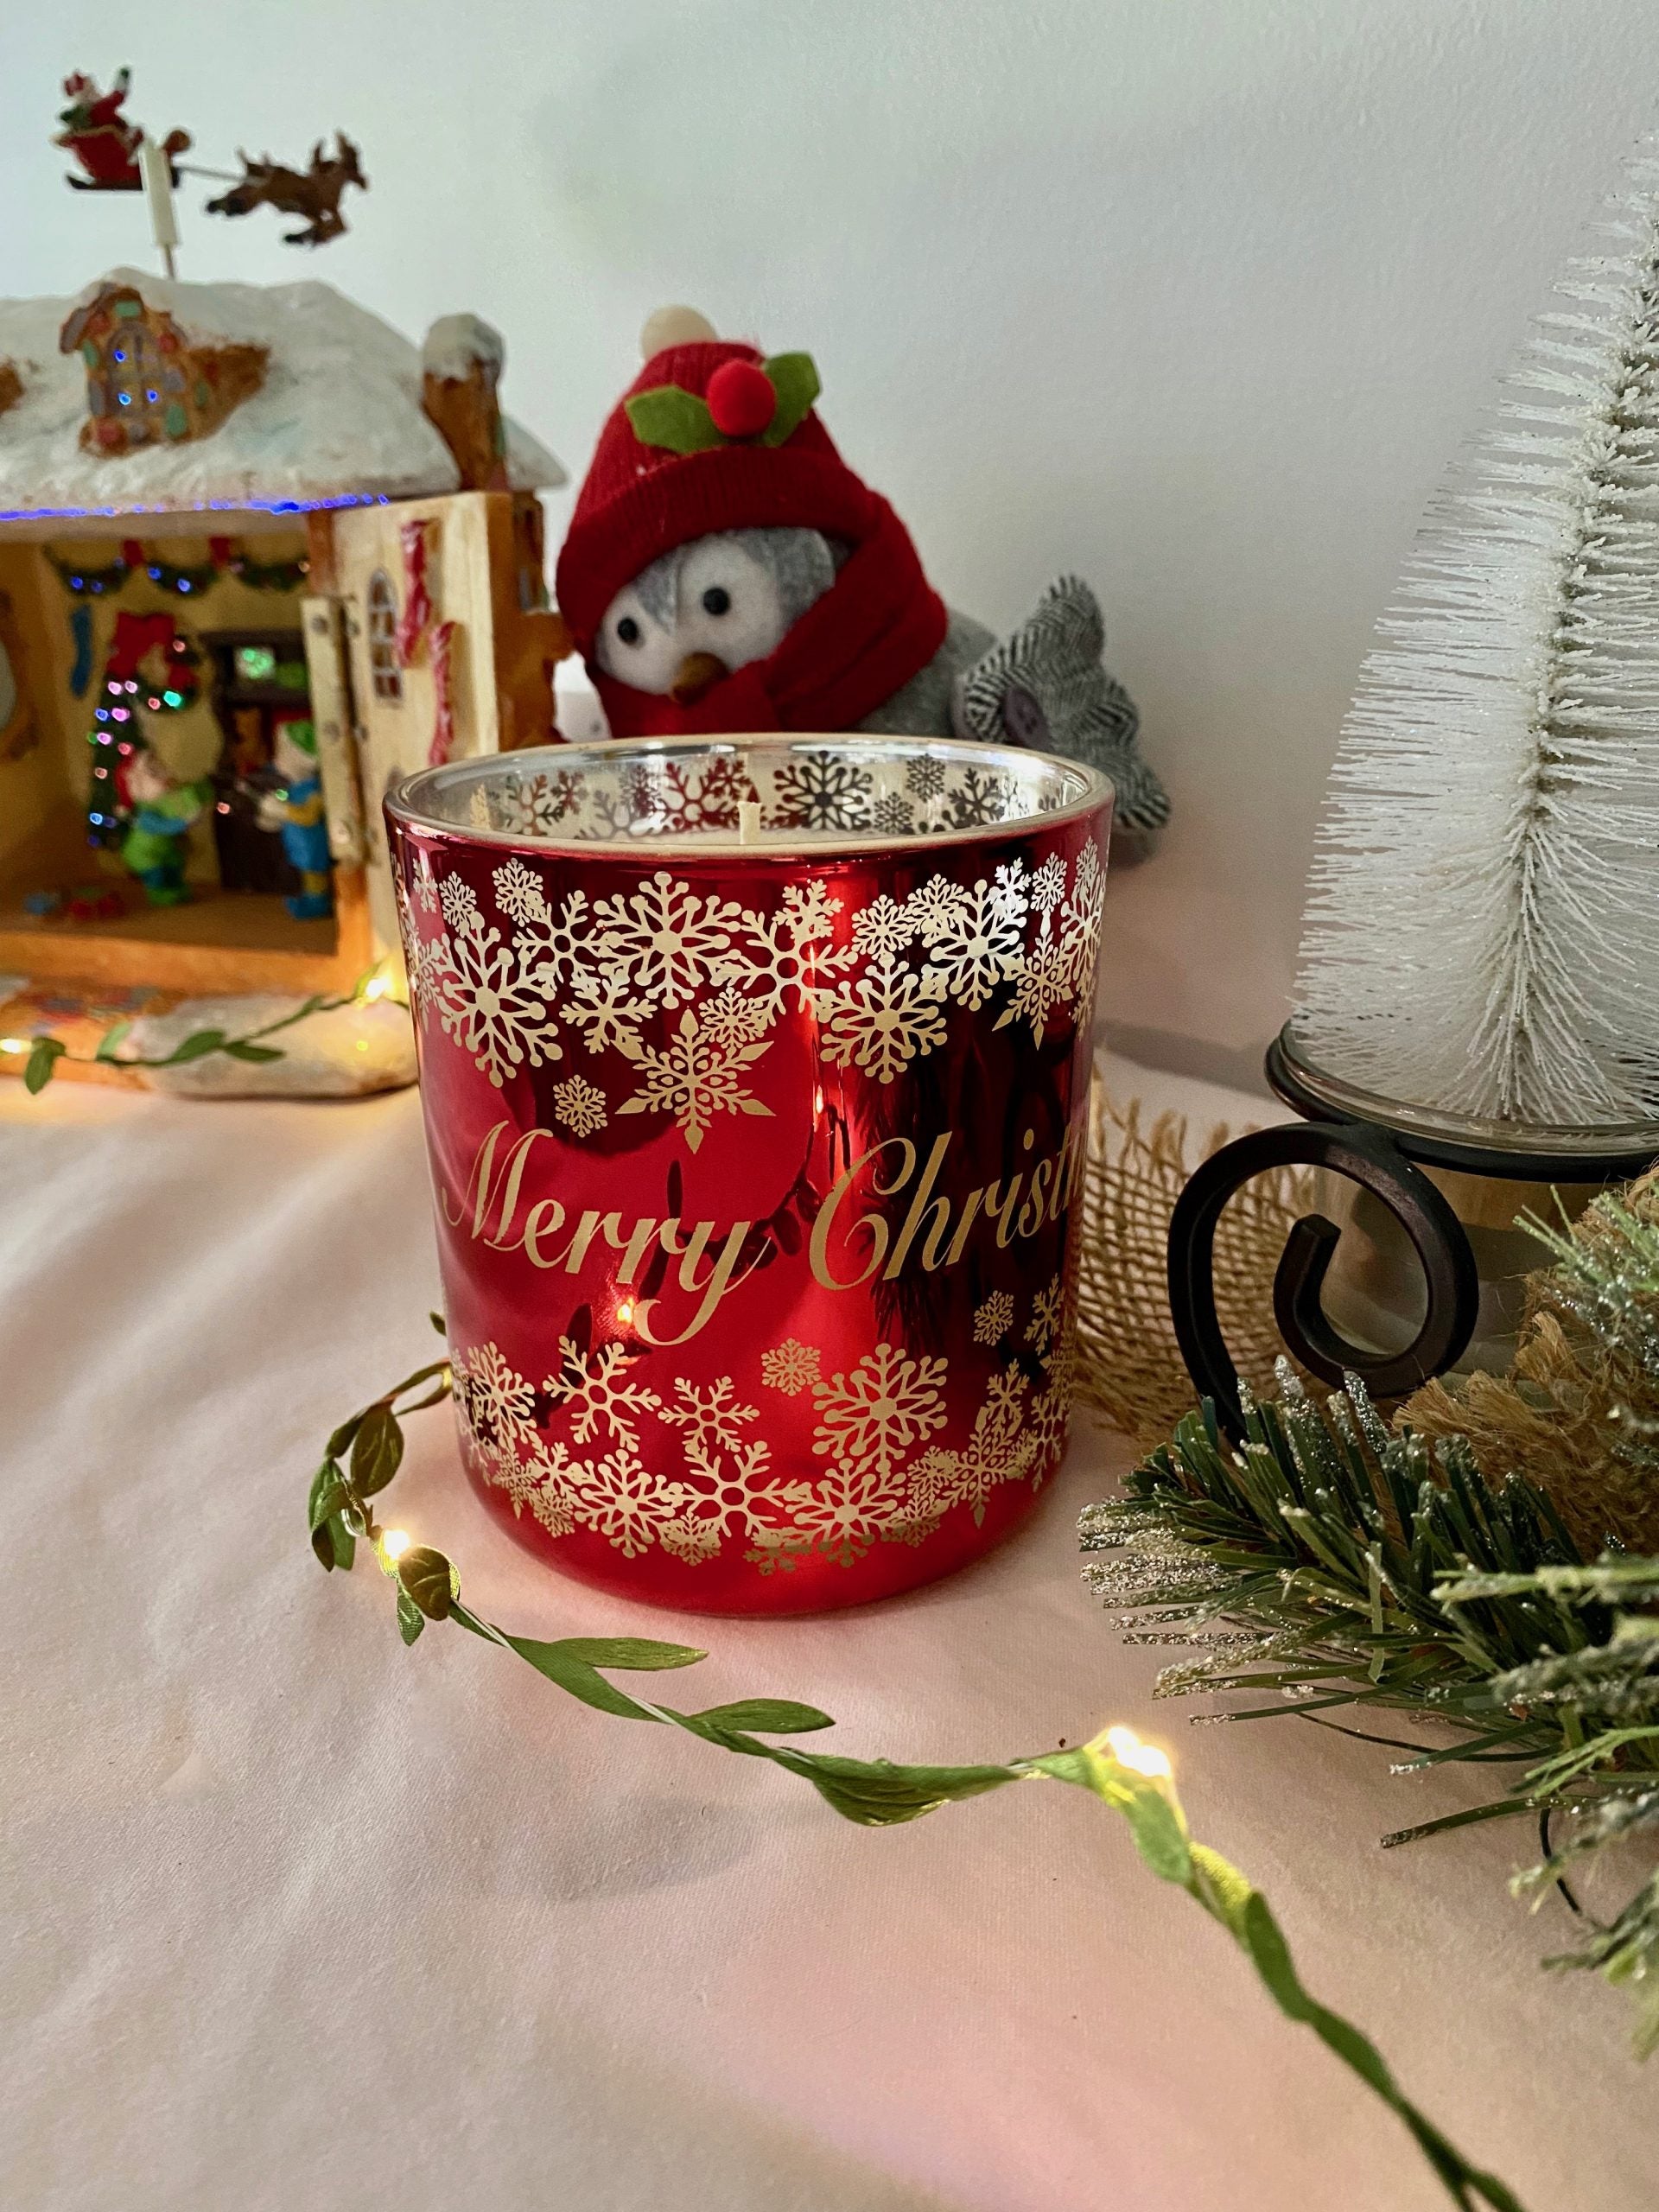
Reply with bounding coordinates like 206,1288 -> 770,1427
0,1039 -> 27,1056
361,963 -> 394,1003
1105,1725 -> 1173,1779
381,1529 -> 411,1560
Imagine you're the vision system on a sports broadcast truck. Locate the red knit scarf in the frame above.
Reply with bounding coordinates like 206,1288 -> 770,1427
587,496 -> 948,740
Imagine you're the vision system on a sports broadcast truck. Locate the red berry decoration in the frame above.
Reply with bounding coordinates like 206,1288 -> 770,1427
706,359 -> 777,440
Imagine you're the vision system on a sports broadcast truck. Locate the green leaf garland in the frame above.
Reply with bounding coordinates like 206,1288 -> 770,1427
302,1339 -> 1533,2212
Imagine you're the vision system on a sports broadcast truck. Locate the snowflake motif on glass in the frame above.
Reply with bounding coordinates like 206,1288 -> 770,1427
615,1001 -> 774,1151
944,766 -> 1012,829
760,1338 -> 821,1395
545,1337 -> 663,1446
1027,1273 -> 1064,1354
768,748 -> 874,830
810,1339 -> 948,1472
571,1445 -> 690,1558
719,880 -> 849,1020
673,1433 -> 776,1543
852,893 -> 915,961
412,855 -> 440,913
762,1459 -> 916,1569
660,1376 -> 760,1459
904,754 -> 948,801
909,1366 -> 1034,1525
870,792 -> 915,837
658,755 -> 760,833
697,982 -> 772,1052
997,842 -> 1105,1046
494,771 -> 583,836
1026,1329 -> 1076,1481
595,870 -> 745,1008
815,957 -> 949,1084
563,966 -> 654,1057
1032,855 -> 1067,914
916,870 -> 1029,1011
419,887 -> 564,1087
525,1445 -> 580,1538
454,1339 -> 535,1450
552,1073 -> 607,1136
973,1291 -> 1015,1346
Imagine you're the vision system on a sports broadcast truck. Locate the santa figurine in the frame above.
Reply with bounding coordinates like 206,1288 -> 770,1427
556,307 -> 1169,842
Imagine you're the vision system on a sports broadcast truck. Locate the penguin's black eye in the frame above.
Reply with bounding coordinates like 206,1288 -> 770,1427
616,615 -> 641,645
701,586 -> 732,617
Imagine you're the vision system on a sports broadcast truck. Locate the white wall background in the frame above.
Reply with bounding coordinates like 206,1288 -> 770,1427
10,1 -> 1659,1090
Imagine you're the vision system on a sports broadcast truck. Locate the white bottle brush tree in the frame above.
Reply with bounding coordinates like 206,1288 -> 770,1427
1294,139 -> 1659,1131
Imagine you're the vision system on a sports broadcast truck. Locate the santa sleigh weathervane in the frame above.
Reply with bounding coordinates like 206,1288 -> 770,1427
54,68 -> 367,248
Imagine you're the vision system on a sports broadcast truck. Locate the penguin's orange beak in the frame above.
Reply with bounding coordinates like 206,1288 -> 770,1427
670,652 -> 728,706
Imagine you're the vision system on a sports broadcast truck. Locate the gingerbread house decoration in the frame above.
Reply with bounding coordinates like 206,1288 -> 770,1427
0,268 -> 566,1085
60,282 -> 267,454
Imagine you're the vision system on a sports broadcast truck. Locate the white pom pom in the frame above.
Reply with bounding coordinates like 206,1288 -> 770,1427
639,305 -> 717,358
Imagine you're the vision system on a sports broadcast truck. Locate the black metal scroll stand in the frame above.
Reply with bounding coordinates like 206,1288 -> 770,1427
1166,1033 -> 1657,1440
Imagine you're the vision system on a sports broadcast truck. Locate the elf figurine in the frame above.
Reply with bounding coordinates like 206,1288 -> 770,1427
555,307 -> 1170,841
260,715 -> 334,920
117,747 -> 212,906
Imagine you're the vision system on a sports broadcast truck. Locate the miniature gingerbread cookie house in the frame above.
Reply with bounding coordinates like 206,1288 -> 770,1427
0,267 -> 564,1083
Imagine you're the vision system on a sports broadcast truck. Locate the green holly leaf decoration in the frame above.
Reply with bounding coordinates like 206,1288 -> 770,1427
625,385 -> 725,455
760,353 -> 820,445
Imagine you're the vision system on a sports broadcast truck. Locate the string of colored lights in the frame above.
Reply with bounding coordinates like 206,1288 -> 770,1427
86,632 -> 201,845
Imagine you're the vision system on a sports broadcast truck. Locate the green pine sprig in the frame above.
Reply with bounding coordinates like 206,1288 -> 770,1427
1083,1369 -> 1659,2050
302,1327 -> 1529,2212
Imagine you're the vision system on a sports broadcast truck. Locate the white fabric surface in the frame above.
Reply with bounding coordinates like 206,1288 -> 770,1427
2,1056 -> 1643,2212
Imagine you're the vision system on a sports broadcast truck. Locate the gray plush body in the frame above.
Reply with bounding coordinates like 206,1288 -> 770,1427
596,527 -> 1170,838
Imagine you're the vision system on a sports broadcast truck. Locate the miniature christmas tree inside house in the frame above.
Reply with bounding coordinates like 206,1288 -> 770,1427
0,83 -> 566,1090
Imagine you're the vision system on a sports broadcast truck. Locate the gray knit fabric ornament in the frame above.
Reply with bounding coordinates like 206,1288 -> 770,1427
955,575 -> 1170,834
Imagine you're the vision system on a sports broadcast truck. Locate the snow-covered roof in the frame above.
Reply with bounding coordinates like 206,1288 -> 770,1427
0,269 -> 564,535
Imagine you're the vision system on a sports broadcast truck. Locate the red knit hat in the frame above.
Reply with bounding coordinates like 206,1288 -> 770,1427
555,341 -> 889,652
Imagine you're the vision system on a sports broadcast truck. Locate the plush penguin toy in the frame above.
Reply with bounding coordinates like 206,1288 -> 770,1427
556,308 -> 1169,839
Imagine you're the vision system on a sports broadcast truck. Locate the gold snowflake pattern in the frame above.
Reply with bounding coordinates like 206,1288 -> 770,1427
594,869 -> 744,1008
810,1340 -> 948,1472
660,1376 -> 760,1458
402,841 -> 1105,1141
452,1305 -> 1077,1573
544,1337 -> 662,1446
909,1365 -> 1035,1525
570,1444 -> 689,1558
973,1291 -> 1015,1345
760,1338 -> 821,1395
814,957 -> 950,1084
552,1074 -> 607,1136
1027,1273 -> 1064,1353
614,1002 -> 774,1151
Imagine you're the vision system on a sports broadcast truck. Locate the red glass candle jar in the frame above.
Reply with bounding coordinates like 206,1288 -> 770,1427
386,735 -> 1111,1614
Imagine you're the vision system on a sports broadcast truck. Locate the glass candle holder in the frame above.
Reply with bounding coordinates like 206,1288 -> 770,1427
385,735 -> 1113,1614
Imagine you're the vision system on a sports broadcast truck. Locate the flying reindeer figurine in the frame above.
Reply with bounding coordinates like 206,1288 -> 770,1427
206,134 -> 367,246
